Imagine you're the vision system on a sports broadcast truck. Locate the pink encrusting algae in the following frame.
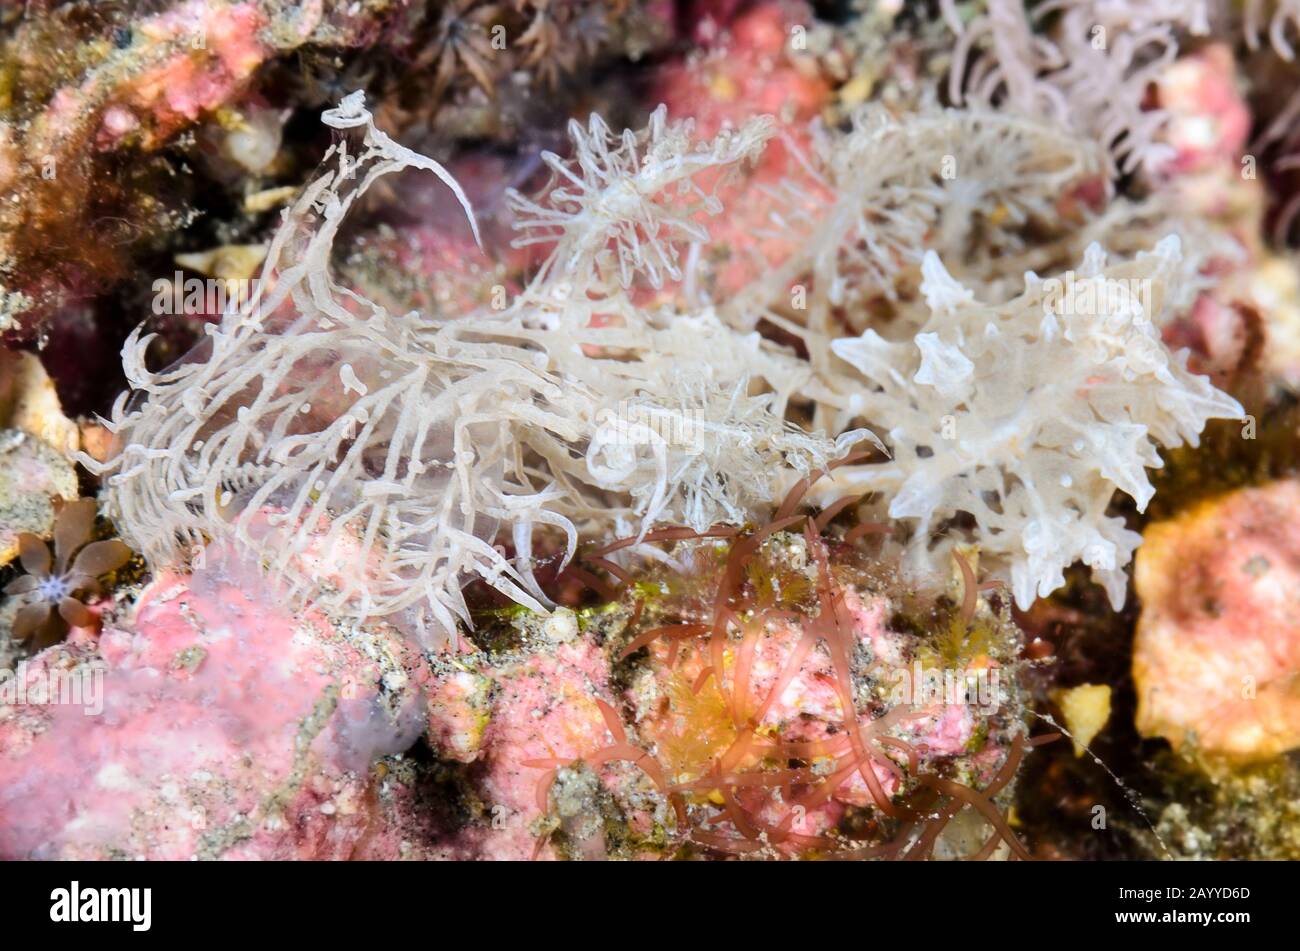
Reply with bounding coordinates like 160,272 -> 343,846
525,466 -> 1039,860
0,551 -> 430,860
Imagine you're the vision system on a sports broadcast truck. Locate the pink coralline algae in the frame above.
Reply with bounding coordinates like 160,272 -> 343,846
627,587 -> 987,840
428,637 -> 649,861
651,0 -> 831,297
514,497 -> 1036,860
405,503 -> 1030,860
1156,43 -> 1253,177
24,1 -> 273,154
1149,42 -> 1269,390
106,1 -> 270,145
0,457 -> 1032,859
1134,479 -> 1300,761
0,552 -> 429,860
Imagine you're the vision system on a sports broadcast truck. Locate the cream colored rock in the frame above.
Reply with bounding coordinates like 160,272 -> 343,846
0,351 -> 77,456
173,243 -> 267,281
1249,256 -> 1300,388
1054,684 -> 1111,757
0,428 -> 78,565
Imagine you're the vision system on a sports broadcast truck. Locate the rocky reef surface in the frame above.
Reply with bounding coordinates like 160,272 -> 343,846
5,1 -> 1300,861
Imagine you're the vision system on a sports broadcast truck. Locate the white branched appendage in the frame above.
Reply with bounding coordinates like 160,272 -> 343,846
943,0 -> 1181,178
83,93 -> 851,646
494,103 -> 850,542
830,236 -> 1243,610
725,102 -> 1108,353
1246,0 -> 1300,59
506,104 -> 774,294
80,91 -> 538,643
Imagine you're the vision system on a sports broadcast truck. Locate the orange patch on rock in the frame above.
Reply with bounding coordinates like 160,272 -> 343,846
1134,480 -> 1300,761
